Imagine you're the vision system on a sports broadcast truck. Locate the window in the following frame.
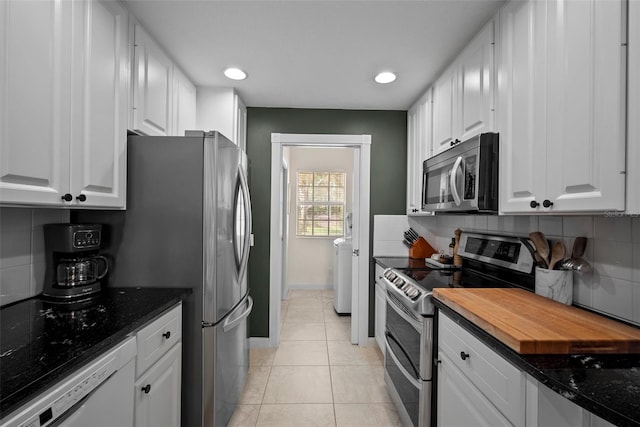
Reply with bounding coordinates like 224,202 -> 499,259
296,171 -> 346,237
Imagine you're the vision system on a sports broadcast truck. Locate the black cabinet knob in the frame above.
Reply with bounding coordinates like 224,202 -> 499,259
543,199 -> 554,208
450,138 -> 462,147
76,194 -> 87,202
61,193 -> 73,202
162,331 -> 171,339
434,358 -> 442,366
530,200 -> 540,208
460,351 -> 470,361
141,384 -> 151,394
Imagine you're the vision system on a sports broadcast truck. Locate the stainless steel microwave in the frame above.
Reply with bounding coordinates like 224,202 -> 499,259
422,133 -> 499,213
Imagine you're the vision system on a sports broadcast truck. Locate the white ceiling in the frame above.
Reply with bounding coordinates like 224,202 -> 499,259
124,0 -> 505,110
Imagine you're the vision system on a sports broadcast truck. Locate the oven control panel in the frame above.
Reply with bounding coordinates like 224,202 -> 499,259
383,269 -> 422,301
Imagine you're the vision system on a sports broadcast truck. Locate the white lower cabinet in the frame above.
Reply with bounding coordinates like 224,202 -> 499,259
438,352 -> 512,427
438,310 -> 617,427
134,343 -> 182,427
374,263 -> 386,353
134,304 -> 182,427
437,311 -> 525,426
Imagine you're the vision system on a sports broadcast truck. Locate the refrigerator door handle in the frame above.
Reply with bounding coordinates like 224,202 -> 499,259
237,165 -> 253,282
222,296 -> 253,333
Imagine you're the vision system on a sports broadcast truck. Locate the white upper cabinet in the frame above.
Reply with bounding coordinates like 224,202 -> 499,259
132,25 -> 173,137
407,90 -> 432,215
0,0 -> 128,208
458,21 -> 495,143
196,87 -> 247,148
627,0 -> 640,214
173,67 -> 197,136
432,19 -> 495,157
0,0 -> 72,205
432,64 -> 458,155
498,0 -> 548,213
499,0 -> 627,214
70,0 -> 129,208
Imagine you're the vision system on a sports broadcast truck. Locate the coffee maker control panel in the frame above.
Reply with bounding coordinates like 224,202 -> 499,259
73,230 -> 101,249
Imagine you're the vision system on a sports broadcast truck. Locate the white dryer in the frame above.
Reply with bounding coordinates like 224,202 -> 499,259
332,236 -> 352,315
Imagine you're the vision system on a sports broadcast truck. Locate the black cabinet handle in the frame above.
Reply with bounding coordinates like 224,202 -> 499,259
530,200 -> 540,208
162,331 -> 171,339
76,194 -> 87,202
543,199 -> 554,208
434,358 -> 442,366
460,351 -> 470,361
61,193 -> 73,202
141,384 -> 151,394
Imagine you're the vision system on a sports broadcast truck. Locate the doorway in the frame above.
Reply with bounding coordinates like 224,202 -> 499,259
269,133 -> 371,347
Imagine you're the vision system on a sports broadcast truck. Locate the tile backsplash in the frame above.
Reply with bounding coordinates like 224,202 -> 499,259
0,207 -> 70,306
404,214 -> 640,327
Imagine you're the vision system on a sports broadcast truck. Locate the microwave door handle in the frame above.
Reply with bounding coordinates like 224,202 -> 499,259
450,156 -> 463,206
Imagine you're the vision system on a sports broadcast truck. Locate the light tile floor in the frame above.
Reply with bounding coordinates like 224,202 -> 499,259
228,289 -> 403,427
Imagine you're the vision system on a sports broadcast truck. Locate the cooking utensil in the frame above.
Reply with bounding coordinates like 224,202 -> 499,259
529,232 -> 550,268
548,241 -> 566,270
408,228 -> 419,241
560,237 -> 591,272
402,239 -> 412,248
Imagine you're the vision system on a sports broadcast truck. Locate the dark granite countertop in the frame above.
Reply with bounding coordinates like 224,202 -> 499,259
0,287 -> 189,417
435,300 -> 640,427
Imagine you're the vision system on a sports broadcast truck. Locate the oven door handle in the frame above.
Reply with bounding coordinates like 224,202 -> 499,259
385,292 -> 423,332
385,333 -> 422,388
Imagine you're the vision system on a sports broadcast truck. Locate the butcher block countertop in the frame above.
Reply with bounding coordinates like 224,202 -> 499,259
433,288 -> 640,427
432,287 -> 640,354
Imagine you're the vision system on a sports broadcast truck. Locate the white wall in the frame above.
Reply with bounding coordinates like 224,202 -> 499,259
0,207 -> 70,306
196,86 -> 235,140
404,214 -> 640,327
286,147 -> 354,288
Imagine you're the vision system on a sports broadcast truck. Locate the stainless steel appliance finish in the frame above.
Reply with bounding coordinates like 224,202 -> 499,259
74,131 -> 253,427
422,133 -> 499,213
42,224 -> 107,301
382,231 -> 536,427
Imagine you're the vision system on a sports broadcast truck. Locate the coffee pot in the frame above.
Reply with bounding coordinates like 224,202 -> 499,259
56,255 -> 109,287
42,224 -> 108,301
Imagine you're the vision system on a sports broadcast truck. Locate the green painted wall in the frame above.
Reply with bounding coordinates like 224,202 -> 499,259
246,108 -> 407,338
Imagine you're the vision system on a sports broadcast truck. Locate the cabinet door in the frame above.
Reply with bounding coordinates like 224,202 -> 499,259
406,104 -> 420,214
234,94 -> 247,151
498,0 -> 548,213
173,67 -> 197,137
69,0 -> 128,209
132,25 -> 172,136
135,343 -> 182,427
407,92 -> 433,215
437,353 -> 512,427
545,0 -> 626,212
458,20 -> 495,142
432,65 -> 457,156
0,0 -> 71,206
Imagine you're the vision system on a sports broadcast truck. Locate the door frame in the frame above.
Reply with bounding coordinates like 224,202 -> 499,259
269,133 -> 371,347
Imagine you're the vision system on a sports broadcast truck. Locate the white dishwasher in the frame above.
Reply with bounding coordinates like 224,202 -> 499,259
1,337 -> 136,427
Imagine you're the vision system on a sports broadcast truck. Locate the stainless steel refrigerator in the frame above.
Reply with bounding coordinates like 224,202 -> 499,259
75,131 -> 252,427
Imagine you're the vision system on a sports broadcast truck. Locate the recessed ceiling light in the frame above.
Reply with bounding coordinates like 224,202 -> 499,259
224,67 -> 247,81
374,71 -> 396,84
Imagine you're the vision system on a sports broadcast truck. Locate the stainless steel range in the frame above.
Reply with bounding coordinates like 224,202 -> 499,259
381,232 -> 536,427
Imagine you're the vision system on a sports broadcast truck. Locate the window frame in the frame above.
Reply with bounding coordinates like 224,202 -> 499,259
295,170 -> 347,238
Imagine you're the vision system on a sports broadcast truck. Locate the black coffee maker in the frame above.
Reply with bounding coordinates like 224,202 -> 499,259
42,224 -> 109,301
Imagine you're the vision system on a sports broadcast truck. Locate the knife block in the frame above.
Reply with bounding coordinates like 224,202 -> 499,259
409,237 -> 436,259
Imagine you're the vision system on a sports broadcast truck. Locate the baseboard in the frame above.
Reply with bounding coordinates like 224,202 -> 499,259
288,283 -> 333,290
249,337 -> 273,349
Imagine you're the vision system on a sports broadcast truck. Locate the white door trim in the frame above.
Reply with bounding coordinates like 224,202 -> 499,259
269,133 -> 371,347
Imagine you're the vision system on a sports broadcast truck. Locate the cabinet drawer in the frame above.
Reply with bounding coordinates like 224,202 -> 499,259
136,304 -> 182,377
438,312 -> 525,426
